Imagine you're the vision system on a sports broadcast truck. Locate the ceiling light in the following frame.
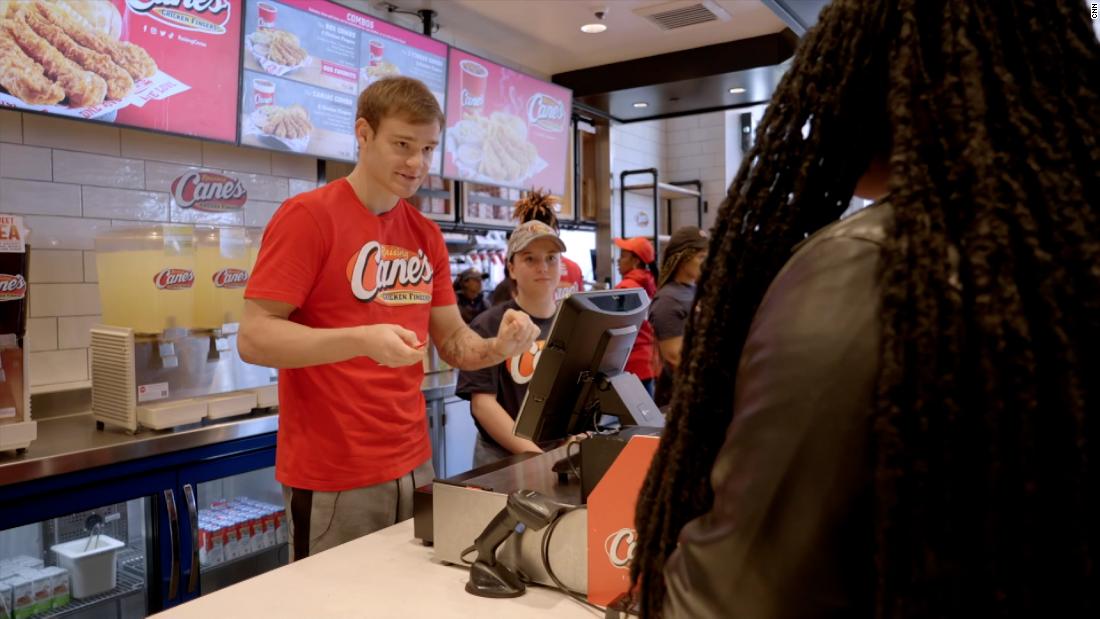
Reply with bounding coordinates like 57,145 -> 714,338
728,87 -> 746,94
633,102 -> 648,108
581,23 -> 607,33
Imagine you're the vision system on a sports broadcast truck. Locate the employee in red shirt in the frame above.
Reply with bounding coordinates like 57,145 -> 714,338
240,77 -> 540,561
613,236 -> 659,395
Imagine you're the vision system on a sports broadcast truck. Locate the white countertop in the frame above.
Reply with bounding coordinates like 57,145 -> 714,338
153,520 -> 601,619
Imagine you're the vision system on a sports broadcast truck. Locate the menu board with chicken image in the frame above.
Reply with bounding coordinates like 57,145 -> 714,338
0,0 -> 242,142
443,49 -> 572,196
239,0 -> 447,165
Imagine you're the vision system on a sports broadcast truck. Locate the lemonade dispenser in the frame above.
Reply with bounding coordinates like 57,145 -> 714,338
90,226 -> 276,433
194,227 -> 250,330
95,225 -> 197,333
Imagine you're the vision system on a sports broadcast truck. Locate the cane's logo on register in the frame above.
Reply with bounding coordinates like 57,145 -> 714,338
604,528 -> 637,569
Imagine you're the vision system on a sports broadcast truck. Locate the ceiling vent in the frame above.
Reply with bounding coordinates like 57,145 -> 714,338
633,0 -> 732,31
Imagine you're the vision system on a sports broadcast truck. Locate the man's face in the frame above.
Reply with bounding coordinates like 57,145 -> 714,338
356,116 -> 440,198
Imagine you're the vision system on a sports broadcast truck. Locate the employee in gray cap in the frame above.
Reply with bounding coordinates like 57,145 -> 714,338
455,268 -> 490,324
456,220 -> 568,466
650,225 -> 709,406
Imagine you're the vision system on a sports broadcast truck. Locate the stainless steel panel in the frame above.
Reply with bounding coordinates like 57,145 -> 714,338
433,448 -> 587,593
131,333 -> 277,401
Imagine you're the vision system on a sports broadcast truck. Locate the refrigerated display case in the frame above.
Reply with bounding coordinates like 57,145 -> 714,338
0,423 -> 281,616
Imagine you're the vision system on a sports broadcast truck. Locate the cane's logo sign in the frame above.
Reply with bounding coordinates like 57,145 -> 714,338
505,340 -> 546,385
527,93 -> 566,132
154,268 -> 195,290
126,0 -> 233,35
604,528 -> 637,570
212,268 -> 248,289
346,242 -> 434,306
171,172 -> 247,212
0,274 -> 26,302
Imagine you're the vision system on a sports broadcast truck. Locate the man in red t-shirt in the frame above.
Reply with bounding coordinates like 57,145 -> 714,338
240,77 -> 540,560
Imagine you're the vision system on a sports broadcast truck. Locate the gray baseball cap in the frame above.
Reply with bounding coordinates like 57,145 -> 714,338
506,220 -> 566,261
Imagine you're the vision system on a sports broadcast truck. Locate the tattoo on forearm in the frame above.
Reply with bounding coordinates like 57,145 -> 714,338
439,326 -> 499,370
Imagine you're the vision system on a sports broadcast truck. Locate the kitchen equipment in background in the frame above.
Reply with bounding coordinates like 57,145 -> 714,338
0,215 -> 33,454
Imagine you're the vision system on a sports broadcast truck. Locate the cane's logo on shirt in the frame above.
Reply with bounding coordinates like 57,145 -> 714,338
505,340 -> 546,385
346,241 -> 434,305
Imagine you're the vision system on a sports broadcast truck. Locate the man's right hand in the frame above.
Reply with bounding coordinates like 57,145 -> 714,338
358,324 -> 426,367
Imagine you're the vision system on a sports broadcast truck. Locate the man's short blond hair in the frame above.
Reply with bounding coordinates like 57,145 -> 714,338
357,77 -> 444,132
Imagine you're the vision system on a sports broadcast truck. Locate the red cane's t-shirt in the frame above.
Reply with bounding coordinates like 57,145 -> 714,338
245,179 -> 456,491
555,256 -> 585,301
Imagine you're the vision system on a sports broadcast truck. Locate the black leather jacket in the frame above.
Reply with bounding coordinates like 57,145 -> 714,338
663,203 -> 892,618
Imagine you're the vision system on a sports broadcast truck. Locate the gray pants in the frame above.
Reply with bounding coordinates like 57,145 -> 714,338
282,459 -> 434,561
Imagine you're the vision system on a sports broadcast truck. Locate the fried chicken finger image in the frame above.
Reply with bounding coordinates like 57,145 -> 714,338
0,28 -> 64,104
3,14 -> 106,107
25,4 -> 132,100
36,1 -> 156,80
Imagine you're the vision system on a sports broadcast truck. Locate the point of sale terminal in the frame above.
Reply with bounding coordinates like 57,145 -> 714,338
413,289 -> 664,612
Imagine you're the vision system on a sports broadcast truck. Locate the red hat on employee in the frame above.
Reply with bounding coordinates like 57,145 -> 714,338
613,237 -> 656,264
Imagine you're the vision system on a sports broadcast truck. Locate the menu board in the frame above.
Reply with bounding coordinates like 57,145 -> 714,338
239,0 -> 447,165
443,49 -> 572,196
0,0 -> 242,142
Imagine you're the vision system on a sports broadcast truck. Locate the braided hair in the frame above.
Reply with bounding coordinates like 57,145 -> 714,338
512,188 -> 561,229
655,248 -> 700,289
631,1 -> 1100,616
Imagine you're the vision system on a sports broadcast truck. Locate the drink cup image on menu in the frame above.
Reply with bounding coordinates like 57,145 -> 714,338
459,59 -> 488,117
257,1 -> 278,29
253,78 -> 276,108
361,38 -> 401,85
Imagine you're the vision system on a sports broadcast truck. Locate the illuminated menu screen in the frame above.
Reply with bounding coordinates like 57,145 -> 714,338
0,0 -> 243,142
239,0 -> 447,165
443,48 -> 572,195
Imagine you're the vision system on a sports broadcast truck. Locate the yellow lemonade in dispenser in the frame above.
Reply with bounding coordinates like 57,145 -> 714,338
96,226 -> 196,333
194,227 -> 249,329
246,227 -> 262,274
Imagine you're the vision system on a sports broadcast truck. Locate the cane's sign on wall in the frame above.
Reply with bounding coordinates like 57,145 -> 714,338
171,171 -> 248,212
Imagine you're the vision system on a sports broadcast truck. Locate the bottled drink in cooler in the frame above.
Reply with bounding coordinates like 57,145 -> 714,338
194,228 -> 249,329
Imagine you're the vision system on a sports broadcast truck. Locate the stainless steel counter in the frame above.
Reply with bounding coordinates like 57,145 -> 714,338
0,371 -> 458,487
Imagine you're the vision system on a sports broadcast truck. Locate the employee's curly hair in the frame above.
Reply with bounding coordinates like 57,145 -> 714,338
512,189 -> 560,229
632,0 -> 1099,616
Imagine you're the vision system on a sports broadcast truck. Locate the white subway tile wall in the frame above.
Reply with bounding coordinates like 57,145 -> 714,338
23,114 -> 120,156
54,151 -> 145,189
0,143 -> 52,181
119,129 -> 203,166
0,112 -> 319,390
0,109 -> 21,143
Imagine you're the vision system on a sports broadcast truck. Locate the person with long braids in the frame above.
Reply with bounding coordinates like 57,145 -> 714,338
490,190 -> 586,304
630,1 -> 1099,617
649,226 -> 708,407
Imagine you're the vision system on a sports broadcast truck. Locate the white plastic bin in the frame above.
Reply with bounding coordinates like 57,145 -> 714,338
50,535 -> 124,599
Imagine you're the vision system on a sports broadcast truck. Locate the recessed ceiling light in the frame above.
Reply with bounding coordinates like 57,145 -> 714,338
633,102 -> 648,108
728,87 -> 746,94
581,23 -> 607,33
